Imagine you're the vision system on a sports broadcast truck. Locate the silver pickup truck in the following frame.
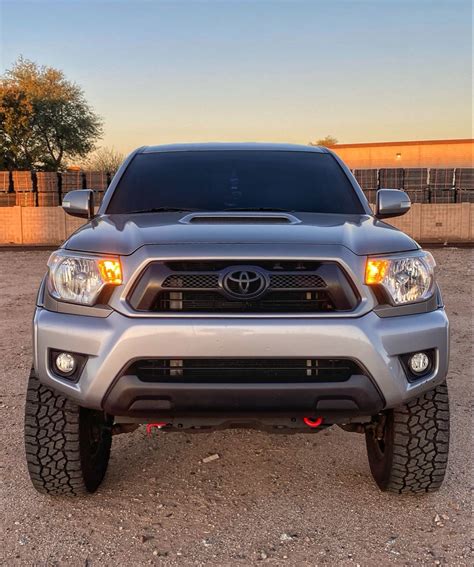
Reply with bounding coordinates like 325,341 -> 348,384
25,143 -> 449,496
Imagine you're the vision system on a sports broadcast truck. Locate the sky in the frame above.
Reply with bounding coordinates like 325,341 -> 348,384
1,0 -> 472,154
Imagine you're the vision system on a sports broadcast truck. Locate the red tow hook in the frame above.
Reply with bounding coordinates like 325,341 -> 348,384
146,422 -> 169,436
303,416 -> 323,428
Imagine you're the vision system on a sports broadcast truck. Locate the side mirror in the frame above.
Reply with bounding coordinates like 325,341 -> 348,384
62,190 -> 94,219
376,189 -> 411,219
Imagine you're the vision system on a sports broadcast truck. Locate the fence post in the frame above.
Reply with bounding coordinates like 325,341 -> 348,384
58,172 -> 63,205
8,171 -> 13,194
453,169 -> 458,203
32,171 -> 38,207
428,168 -> 433,203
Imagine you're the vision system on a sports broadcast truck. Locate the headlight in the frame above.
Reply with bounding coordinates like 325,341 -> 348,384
47,251 -> 122,305
365,252 -> 435,305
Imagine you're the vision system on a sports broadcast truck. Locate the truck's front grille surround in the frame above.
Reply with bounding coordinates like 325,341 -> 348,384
126,358 -> 365,383
128,260 -> 359,314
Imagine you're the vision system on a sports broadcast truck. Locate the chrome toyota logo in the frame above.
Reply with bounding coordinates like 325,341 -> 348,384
221,267 -> 268,299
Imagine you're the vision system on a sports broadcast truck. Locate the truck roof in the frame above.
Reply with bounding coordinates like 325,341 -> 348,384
141,142 -> 328,154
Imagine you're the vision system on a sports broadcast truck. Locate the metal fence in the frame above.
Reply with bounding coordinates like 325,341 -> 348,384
0,168 -> 473,207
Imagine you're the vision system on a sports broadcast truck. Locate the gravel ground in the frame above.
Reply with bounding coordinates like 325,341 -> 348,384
0,248 -> 472,566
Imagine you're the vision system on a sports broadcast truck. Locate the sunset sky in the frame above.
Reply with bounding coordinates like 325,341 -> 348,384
1,0 -> 472,154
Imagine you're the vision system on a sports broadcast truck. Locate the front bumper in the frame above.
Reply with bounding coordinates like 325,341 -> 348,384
33,306 -> 449,417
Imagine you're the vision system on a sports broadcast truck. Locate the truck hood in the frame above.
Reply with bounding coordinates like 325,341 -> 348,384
63,211 -> 419,256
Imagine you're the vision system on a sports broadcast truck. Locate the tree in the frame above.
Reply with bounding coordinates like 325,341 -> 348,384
310,135 -> 338,148
0,57 -> 102,170
81,146 -> 125,172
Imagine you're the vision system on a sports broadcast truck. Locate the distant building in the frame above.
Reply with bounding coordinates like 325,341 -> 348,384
331,138 -> 473,169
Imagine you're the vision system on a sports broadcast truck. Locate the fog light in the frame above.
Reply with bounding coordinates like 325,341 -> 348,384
408,352 -> 430,375
55,352 -> 76,375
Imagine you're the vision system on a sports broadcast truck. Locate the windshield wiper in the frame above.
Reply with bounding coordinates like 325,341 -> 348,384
128,207 -> 201,214
223,207 -> 294,212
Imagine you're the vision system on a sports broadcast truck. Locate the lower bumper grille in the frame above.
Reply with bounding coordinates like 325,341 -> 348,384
126,358 -> 365,383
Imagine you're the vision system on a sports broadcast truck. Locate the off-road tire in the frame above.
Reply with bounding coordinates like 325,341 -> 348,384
366,382 -> 449,494
24,371 -> 113,496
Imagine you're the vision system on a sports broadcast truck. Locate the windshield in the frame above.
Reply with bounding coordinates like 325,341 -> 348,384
106,151 -> 364,215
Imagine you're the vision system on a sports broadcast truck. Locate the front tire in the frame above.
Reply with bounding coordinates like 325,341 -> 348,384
24,371 -> 113,496
366,382 -> 450,494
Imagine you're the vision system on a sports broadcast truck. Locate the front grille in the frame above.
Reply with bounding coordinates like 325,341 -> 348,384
127,358 -> 364,383
156,291 -> 334,312
128,260 -> 359,313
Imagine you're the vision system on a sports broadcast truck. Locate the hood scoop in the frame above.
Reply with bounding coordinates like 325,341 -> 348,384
180,212 -> 301,225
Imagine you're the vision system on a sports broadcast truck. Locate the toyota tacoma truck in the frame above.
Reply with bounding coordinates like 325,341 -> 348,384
24,143 -> 450,496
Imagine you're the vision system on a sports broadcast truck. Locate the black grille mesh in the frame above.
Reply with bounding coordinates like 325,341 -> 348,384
162,273 -> 326,290
128,358 -> 364,383
162,274 -> 219,289
269,274 -> 325,288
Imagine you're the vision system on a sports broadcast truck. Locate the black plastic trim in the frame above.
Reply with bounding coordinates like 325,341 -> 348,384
399,349 -> 436,382
373,289 -> 440,318
102,373 -> 384,418
49,349 -> 88,383
42,285 -> 113,318
35,274 -> 47,307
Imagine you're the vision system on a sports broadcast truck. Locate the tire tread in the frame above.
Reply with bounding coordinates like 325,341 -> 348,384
25,372 -> 89,495
382,382 -> 450,494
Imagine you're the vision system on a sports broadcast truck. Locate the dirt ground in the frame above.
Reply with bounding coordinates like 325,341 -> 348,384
0,248 -> 472,566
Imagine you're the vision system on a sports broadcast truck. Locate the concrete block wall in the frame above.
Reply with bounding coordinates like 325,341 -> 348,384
387,203 -> 473,242
0,207 -> 86,245
0,207 -> 23,244
0,204 -> 472,246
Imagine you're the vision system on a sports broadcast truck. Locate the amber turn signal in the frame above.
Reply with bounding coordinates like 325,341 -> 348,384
98,259 -> 123,285
365,259 -> 389,285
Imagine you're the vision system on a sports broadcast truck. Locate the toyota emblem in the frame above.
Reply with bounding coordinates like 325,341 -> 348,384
221,267 -> 268,299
